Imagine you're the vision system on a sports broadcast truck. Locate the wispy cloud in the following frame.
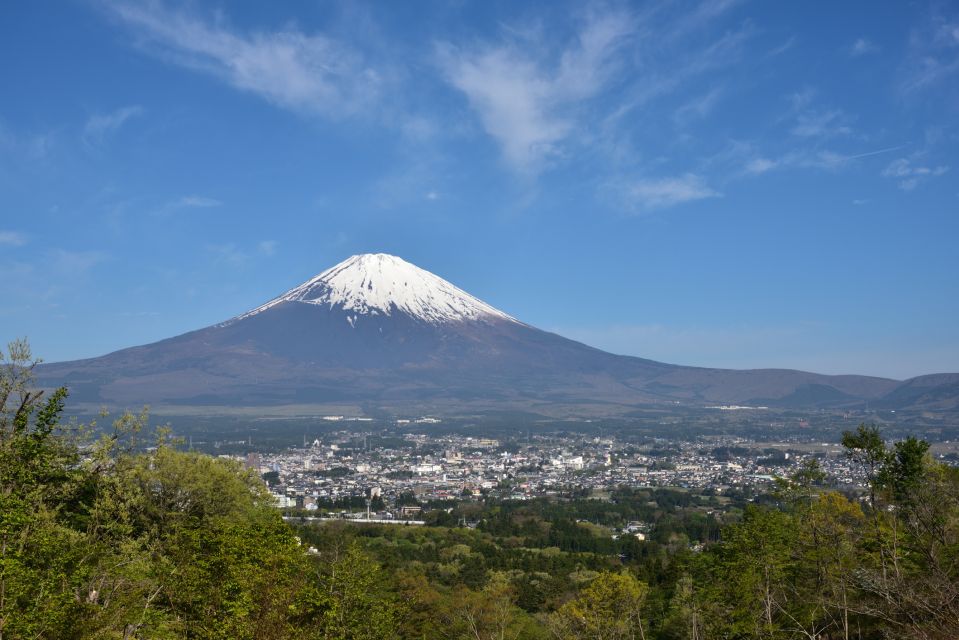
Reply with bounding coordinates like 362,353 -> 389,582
176,195 -> 221,208
742,145 -> 905,176
207,243 -> 248,267
102,1 -> 381,117
624,174 -> 720,211
780,89 -> 853,139
0,122 -> 57,162
663,0 -> 746,41
437,11 -> 633,174
767,36 -> 797,57
155,195 -> 222,215
210,240 -> 279,265
674,87 -> 724,123
437,2 -> 747,177
0,231 -> 28,247
791,109 -> 852,138
744,157 -> 778,175
882,157 -> 949,190
900,13 -> 959,93
850,38 -> 878,57
83,105 -> 143,144
611,23 -> 751,119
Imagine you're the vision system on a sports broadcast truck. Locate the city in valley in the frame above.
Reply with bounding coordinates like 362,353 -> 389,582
213,413 -> 959,527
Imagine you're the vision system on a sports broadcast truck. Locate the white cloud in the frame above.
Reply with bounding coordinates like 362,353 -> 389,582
809,150 -> 849,170
745,157 -> 777,175
437,11 -> 632,173
882,157 -> 949,190
155,195 -> 222,215
439,47 -> 569,171
0,123 -> 56,161
791,109 -> 852,138
432,2 -> 746,181
787,88 -> 815,111
674,87 -> 724,123
625,174 -> 720,210
900,16 -> 959,93
767,36 -> 797,57
177,195 -> 221,208
611,24 -> 751,120
0,231 -> 27,247
103,1 -> 380,117
850,38 -> 878,57
83,105 -> 143,144
258,240 -> 277,256
737,144 -> 907,179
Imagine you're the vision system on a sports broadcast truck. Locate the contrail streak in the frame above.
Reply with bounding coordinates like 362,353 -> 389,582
845,144 -> 908,160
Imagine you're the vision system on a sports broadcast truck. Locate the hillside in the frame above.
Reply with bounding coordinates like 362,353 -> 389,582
37,254 -> 947,417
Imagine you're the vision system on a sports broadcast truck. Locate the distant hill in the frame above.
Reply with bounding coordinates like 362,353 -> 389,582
37,253 -> 953,417
874,373 -> 959,412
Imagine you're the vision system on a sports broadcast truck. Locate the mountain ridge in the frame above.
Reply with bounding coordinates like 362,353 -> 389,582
36,253 -> 953,417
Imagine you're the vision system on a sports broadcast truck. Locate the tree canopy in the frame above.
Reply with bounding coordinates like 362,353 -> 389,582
2,340 -> 958,639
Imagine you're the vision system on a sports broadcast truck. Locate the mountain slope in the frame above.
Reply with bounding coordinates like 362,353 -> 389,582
875,373 -> 959,412
235,253 -> 518,325
37,253 -> 929,416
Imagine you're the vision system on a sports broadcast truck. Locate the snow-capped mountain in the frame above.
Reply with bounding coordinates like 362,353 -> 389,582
234,253 -> 518,326
37,253 -> 942,417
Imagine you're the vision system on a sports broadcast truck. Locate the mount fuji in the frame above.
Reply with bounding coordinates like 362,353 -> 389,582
36,253 -> 952,417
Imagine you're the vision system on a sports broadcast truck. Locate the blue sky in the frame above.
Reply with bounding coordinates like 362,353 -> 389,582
1,1 -> 957,379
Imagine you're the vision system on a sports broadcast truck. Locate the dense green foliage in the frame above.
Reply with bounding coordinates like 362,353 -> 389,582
294,430 -> 959,640
0,340 -> 392,639
2,340 -> 958,639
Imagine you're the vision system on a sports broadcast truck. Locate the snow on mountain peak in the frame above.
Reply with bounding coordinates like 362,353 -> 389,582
236,253 -> 518,325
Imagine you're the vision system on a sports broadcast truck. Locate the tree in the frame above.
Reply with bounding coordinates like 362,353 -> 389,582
794,492 -> 865,640
122,445 -> 311,639
0,339 -> 86,639
854,439 -> 959,639
449,573 -> 522,640
661,574 -> 705,640
549,571 -> 649,640
881,436 -> 929,508
395,571 -> 446,640
304,542 -> 398,640
773,458 -> 827,508
841,424 -> 887,510
1,339 -> 324,639
711,506 -> 795,638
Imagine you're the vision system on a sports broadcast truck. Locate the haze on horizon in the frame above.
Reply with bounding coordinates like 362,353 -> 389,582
1,1 -> 957,380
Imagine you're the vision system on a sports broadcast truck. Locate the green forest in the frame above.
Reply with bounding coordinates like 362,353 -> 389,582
2,340 -> 958,639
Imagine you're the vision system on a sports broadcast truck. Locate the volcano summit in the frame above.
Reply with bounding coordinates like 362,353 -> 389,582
37,254 -> 956,417
235,253 -> 517,326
